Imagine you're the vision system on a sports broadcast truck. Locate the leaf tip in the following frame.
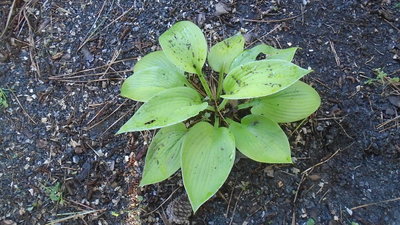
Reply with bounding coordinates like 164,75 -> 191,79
115,128 -> 125,135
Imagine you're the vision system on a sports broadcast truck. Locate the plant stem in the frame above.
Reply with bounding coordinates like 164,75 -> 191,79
217,98 -> 229,111
216,70 -> 225,98
196,69 -> 214,100
214,115 -> 219,127
184,79 -> 196,90
206,105 -> 215,111
237,101 -> 255,110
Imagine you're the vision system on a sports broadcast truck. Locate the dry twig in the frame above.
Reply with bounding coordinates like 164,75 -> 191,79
0,0 -> 17,38
46,209 -> 105,225
351,197 -> 400,210
243,15 -> 300,24
8,87 -> 37,124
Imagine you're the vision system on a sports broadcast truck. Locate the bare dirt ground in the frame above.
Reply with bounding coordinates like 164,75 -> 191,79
0,0 -> 399,224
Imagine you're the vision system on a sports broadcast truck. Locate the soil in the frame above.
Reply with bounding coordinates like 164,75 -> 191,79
1,0 -> 399,225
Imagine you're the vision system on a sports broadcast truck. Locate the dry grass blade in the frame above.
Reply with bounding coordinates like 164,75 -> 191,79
8,86 -> 37,124
46,209 -> 105,225
22,3 -> 41,77
85,99 -> 128,131
376,115 -> 400,131
351,197 -> 400,210
243,15 -> 300,23
48,57 -> 137,79
294,143 -> 355,204
143,187 -> 181,216
77,0 -> 109,51
78,5 -> 135,50
329,40 -> 340,67
0,0 -> 17,38
48,69 -> 131,80
228,189 -> 244,225
302,142 -> 354,175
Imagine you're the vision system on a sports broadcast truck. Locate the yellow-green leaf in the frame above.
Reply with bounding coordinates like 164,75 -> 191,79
159,21 -> 207,74
181,122 -> 235,212
229,44 -> 298,72
117,87 -> 208,133
120,67 -> 188,102
227,115 -> 291,163
207,34 -> 245,73
251,81 -> 321,122
121,51 -> 189,102
134,51 -> 184,74
222,59 -> 312,99
140,123 -> 187,186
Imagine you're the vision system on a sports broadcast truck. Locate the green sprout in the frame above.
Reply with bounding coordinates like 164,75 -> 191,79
45,182 -> 64,204
365,68 -> 399,85
117,21 -> 321,212
0,88 -> 8,108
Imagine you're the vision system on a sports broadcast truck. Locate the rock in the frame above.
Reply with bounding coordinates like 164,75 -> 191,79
75,159 -> 92,181
1,220 -> 17,225
215,2 -> 230,16
197,13 -> 206,26
72,155 -> 80,164
81,46 -> 94,63
388,96 -> 400,108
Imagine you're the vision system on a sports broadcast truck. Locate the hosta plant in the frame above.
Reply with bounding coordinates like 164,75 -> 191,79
117,21 -> 320,212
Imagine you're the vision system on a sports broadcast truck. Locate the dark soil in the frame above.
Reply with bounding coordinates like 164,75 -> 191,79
1,0 -> 399,225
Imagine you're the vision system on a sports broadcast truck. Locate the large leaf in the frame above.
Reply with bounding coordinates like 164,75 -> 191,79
117,87 -> 208,133
120,67 -> 188,102
222,59 -> 312,99
134,51 -> 184,74
159,21 -> 207,74
251,81 -> 321,123
140,123 -> 187,186
207,34 -> 245,73
227,115 -> 291,163
229,44 -> 298,72
181,122 -> 235,212
121,51 -> 189,102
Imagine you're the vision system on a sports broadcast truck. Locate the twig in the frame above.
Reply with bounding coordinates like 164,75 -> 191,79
333,119 -> 353,139
293,173 -> 307,203
143,187 -> 181,216
65,199 -> 95,210
294,144 -> 354,204
248,24 -> 282,47
376,115 -> 400,130
383,19 -> 400,33
310,77 -> 331,90
8,87 -> 37,124
351,197 -> 400,210
48,70 -> 131,80
100,49 -> 121,79
77,0 -> 110,51
85,99 -> 128,131
100,108 -> 133,137
78,5 -> 134,50
289,118 -> 308,137
86,97 -> 116,125
0,0 -> 17,38
319,189 -> 330,203
225,187 -> 235,217
302,143 -> 354,175
243,15 -> 300,24
52,78 -> 123,83
329,40 -> 340,67
229,189 -> 244,225
46,209 -> 105,225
